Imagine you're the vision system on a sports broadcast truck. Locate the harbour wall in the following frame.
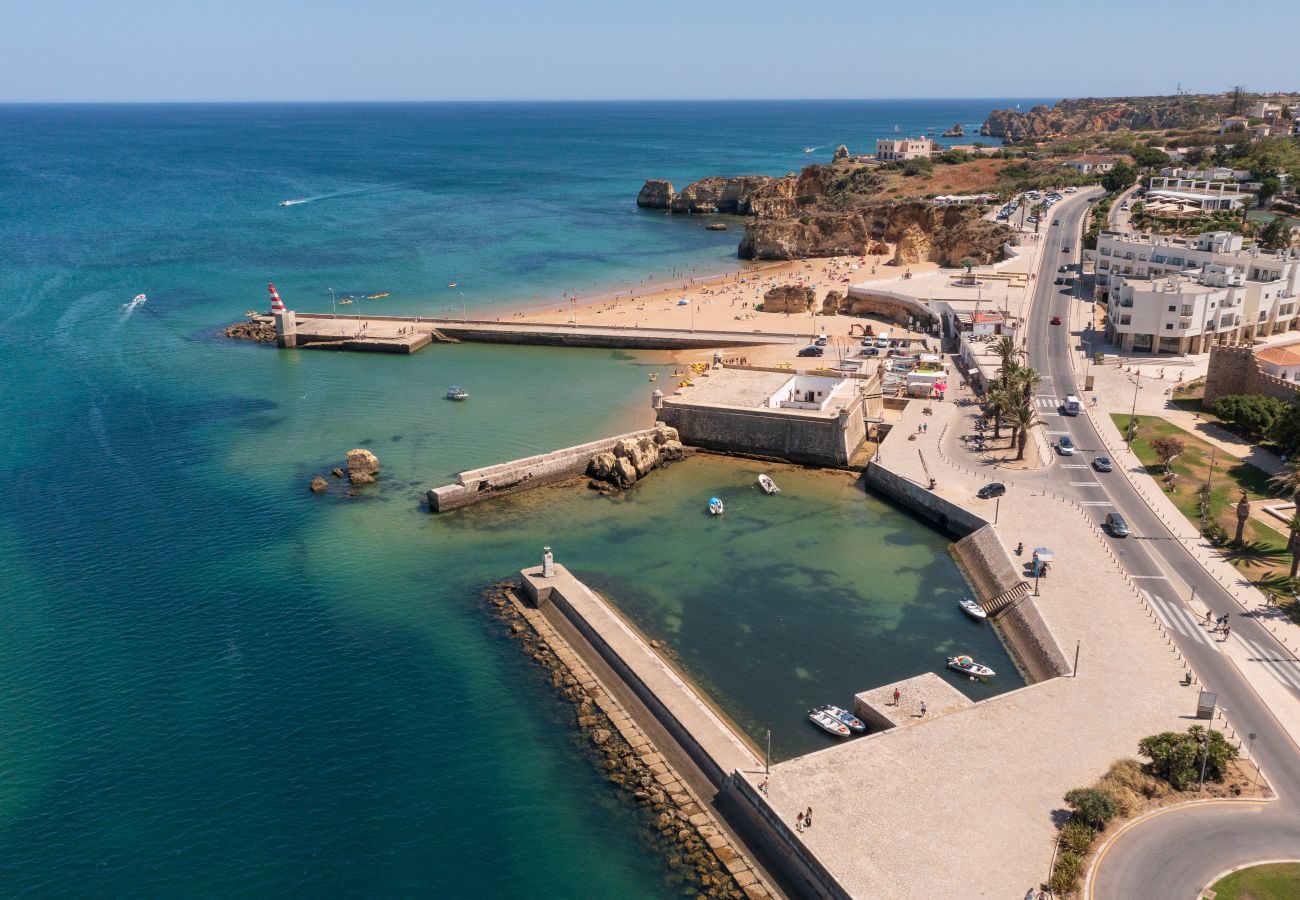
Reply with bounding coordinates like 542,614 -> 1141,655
862,458 -> 986,536
427,427 -> 666,512
658,396 -> 867,468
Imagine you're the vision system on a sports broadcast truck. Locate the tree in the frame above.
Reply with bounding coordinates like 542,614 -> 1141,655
1131,146 -> 1171,169
1015,366 -> 1043,403
1102,162 -> 1137,193
1286,513 -> 1300,579
1258,176 -> 1283,206
1149,435 -> 1186,473
1138,726 -> 1239,790
1007,401 -> 1041,460
992,336 -> 1023,391
1031,202 -> 1045,233
1268,458 -> 1300,508
1268,402 -> 1300,454
986,386 -> 1017,440
1063,787 -> 1118,830
1211,393 -> 1289,438
1259,216 -> 1292,251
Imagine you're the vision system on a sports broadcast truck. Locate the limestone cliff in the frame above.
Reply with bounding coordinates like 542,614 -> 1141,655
668,176 -> 778,214
637,179 -> 675,209
980,94 -> 1251,142
761,285 -> 815,314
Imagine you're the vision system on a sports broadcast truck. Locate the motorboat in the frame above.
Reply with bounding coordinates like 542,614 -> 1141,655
708,497 -> 724,516
445,386 -> 469,401
808,709 -> 851,738
947,655 -> 996,678
122,293 -> 147,309
802,146 -> 815,153
758,474 -> 780,495
367,292 -> 389,299
818,705 -> 866,734
958,598 -> 987,620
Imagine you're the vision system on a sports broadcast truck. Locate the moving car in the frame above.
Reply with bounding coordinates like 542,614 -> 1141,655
797,346 -> 823,357
1093,456 -> 1113,472
1052,219 -> 1060,225
1105,512 -> 1130,537
1050,315 -> 1062,325
976,482 -> 1006,499
1054,277 -> 1066,285
1057,435 -> 1076,455
1062,246 -> 1072,253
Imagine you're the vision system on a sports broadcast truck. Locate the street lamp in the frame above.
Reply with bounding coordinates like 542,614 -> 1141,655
329,287 -> 336,315
1248,732 -> 1258,791
459,291 -> 467,322
1198,730 -> 1210,791
1126,375 -> 1142,443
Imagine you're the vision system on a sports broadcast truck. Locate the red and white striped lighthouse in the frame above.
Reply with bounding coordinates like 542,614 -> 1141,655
268,283 -> 286,314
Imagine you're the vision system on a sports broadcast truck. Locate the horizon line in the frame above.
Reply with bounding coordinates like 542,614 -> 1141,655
0,96 -> 1069,106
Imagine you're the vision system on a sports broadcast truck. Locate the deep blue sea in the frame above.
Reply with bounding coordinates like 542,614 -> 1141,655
0,100 -> 1044,897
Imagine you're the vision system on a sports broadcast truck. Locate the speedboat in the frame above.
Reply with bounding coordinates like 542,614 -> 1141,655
802,146 -> 815,153
122,293 -> 147,309
708,497 -> 724,516
446,386 -> 469,401
367,292 -> 389,299
758,474 -> 780,495
818,705 -> 866,734
958,598 -> 987,620
808,709 -> 851,738
947,655 -> 995,678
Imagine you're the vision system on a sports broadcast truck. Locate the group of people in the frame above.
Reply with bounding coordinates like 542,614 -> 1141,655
1206,611 -> 1232,639
794,806 -> 814,832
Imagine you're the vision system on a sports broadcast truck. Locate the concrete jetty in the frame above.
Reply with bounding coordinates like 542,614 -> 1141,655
260,311 -> 806,353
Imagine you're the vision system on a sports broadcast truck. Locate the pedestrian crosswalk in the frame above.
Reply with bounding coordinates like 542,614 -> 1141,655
1233,632 -> 1300,693
1142,591 -> 1219,650
1034,396 -> 1059,409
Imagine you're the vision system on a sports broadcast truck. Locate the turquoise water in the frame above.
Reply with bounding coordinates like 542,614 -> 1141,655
0,101 -> 1038,895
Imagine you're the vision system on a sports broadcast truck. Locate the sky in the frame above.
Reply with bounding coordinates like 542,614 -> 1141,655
2,0 -> 1296,103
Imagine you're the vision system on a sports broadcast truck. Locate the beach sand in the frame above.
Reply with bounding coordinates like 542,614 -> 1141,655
519,244 -> 942,367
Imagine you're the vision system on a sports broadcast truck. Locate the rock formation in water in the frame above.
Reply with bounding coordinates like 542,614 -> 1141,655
309,475 -> 328,493
832,144 -> 850,161
942,123 -> 964,137
668,176 -> 778,214
636,179 -> 675,209
586,426 -> 685,490
225,320 -> 276,343
761,284 -> 815,314
979,94 -> 1252,142
346,448 -> 380,485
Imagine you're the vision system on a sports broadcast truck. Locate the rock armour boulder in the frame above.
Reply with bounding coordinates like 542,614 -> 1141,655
346,448 -> 380,484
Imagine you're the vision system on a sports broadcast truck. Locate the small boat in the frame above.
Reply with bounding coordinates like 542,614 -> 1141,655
279,199 -> 308,206
758,474 -> 780,495
339,299 -> 353,305
649,372 -> 657,382
122,293 -> 147,309
367,292 -> 389,299
818,705 -> 866,734
802,146 -> 815,153
808,709 -> 851,738
958,598 -> 987,620
708,497 -> 724,516
446,386 -> 469,401
947,655 -> 996,678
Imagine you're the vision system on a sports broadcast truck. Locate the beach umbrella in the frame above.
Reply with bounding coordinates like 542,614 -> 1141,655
934,382 -> 948,391
1032,547 -> 1054,562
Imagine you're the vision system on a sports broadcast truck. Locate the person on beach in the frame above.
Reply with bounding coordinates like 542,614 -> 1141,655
804,807 -> 813,828
795,811 -> 804,832
919,700 -> 927,717
893,688 -> 901,706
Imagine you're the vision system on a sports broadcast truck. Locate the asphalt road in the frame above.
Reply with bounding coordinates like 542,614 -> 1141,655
990,189 -> 1300,898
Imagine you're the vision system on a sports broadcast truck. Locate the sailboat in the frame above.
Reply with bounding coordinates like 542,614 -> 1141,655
893,124 -> 900,133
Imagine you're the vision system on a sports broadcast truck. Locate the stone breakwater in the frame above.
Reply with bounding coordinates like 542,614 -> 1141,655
483,581 -> 773,899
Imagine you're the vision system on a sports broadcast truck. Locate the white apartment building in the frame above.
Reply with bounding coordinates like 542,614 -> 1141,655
1097,230 -> 1300,354
875,137 -> 933,161
1145,177 -> 1246,211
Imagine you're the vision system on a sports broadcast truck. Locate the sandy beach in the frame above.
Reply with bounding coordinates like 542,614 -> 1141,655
518,244 -> 942,366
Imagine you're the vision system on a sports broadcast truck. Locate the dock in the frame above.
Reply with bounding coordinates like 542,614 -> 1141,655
258,311 -> 809,353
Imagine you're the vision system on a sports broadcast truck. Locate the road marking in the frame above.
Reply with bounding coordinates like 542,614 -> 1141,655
1235,634 -> 1300,691
1061,464 -> 1087,469
1131,575 -> 1170,580
1079,501 -> 1113,506
1070,481 -> 1102,486
1143,591 -> 1185,635
1046,430 -> 1069,435
1170,605 -> 1219,649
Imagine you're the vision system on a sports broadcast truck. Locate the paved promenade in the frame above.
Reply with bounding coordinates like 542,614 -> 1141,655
749,395 -> 1195,898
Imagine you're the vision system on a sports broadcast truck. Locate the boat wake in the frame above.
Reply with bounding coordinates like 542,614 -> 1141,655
277,186 -> 401,208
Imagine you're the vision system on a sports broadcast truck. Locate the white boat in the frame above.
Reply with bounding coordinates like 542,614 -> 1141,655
758,474 -> 780,495
802,146 -> 815,153
818,705 -> 866,733
708,497 -> 724,516
808,709 -> 851,738
122,293 -> 147,309
445,386 -> 469,401
947,655 -> 996,678
958,598 -> 987,620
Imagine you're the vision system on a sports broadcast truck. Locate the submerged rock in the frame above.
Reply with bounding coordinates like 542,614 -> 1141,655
309,475 -> 328,493
637,179 -> 675,209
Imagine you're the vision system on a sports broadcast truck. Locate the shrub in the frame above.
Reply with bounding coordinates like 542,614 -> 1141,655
1064,787 -> 1118,830
1100,759 -> 1170,801
1050,851 -> 1085,894
1059,820 -> 1097,855
1138,726 -> 1239,790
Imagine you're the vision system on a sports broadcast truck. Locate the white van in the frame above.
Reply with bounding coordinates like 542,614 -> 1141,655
1063,395 -> 1082,416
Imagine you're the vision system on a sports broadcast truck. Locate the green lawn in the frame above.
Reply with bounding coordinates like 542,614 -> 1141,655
1113,415 -> 1300,620
1209,862 -> 1300,900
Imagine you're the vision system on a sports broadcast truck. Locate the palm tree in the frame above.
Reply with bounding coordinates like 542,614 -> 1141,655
1032,202 -> 1046,233
1286,513 -> 1300,579
1269,459 -> 1300,508
1007,401 -> 1042,461
992,336 -> 1022,390
1015,366 -> 1043,403
986,385 -> 1017,440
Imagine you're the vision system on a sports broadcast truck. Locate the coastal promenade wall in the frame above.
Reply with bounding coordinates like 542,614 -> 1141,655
658,397 -> 867,468
862,457 -> 986,536
427,428 -> 662,512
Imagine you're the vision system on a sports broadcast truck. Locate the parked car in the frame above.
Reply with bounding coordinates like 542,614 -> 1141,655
1062,246 -> 1071,253
1050,315 -> 1062,325
1054,277 -> 1066,285
977,482 -> 1006,499
1093,456 -> 1113,473
1057,435 -> 1076,455
1052,219 -> 1061,225
814,336 -> 828,346
1105,512 -> 1130,537
1059,265 -> 1071,272
797,345 -> 823,357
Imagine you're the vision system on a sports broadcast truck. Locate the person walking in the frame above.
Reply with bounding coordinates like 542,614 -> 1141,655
804,806 -> 813,828
795,811 -> 804,833
1204,610 -> 1213,625
892,688 -> 901,706
1222,624 -> 1231,641
919,700 -> 927,717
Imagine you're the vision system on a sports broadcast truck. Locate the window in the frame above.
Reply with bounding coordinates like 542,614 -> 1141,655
1165,323 -> 1174,330
1168,305 -> 1177,312
1120,315 -> 1131,325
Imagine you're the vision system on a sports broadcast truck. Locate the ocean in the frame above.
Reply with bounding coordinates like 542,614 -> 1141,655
0,100 -> 1043,896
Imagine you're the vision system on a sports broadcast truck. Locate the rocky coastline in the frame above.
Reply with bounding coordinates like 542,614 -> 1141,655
483,580 -> 770,899
637,165 -> 1010,266
978,94 -> 1264,142
226,319 -> 276,343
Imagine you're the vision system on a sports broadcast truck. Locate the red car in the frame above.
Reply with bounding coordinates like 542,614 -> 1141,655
1050,315 -> 1062,325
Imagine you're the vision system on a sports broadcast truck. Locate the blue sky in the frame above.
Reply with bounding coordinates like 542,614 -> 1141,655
2,0 -> 1295,102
